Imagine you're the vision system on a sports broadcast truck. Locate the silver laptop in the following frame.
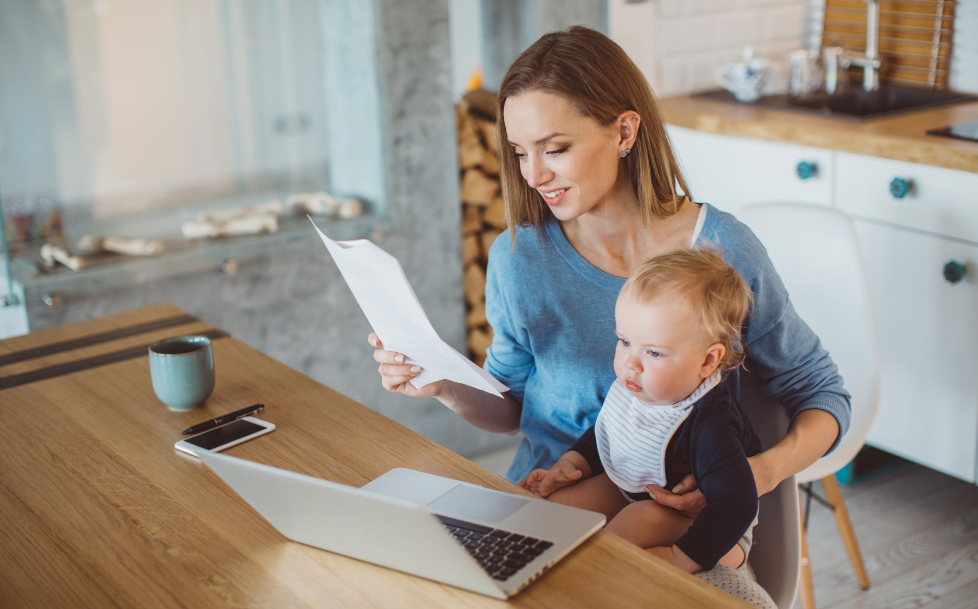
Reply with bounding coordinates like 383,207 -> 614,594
195,450 -> 606,599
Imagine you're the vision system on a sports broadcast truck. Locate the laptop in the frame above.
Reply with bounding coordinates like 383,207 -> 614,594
195,450 -> 606,599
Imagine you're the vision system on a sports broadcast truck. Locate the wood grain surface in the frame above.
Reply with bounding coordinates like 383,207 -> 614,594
804,462 -> 978,609
0,304 -> 748,608
659,95 -> 978,174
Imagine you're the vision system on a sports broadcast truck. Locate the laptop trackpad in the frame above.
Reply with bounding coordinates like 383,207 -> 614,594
427,484 -> 529,524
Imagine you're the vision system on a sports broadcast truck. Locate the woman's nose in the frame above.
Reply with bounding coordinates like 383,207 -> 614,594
625,353 -> 642,373
523,155 -> 552,189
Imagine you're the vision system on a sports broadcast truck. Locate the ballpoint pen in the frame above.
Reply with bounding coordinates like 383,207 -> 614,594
181,403 -> 265,435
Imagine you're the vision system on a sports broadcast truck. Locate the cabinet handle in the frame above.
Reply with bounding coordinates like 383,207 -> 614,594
796,161 -> 818,180
889,177 -> 912,199
943,261 -> 966,285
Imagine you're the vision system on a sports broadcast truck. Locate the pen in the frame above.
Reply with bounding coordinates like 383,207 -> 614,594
181,403 -> 265,435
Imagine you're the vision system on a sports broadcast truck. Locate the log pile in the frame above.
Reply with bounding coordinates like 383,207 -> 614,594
457,90 -> 504,367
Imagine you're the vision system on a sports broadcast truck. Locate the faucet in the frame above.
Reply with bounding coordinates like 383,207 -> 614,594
848,0 -> 882,91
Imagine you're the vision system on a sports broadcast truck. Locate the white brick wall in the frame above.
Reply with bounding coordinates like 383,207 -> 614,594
611,0 -> 814,97
951,0 -> 978,93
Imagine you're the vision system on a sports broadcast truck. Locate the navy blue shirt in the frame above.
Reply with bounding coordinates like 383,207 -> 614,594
571,382 -> 762,571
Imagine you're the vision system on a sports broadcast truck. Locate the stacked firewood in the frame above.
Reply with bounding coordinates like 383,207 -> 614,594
457,90 -> 504,367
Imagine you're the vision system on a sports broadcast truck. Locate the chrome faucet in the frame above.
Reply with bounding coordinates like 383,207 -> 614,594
848,0 -> 882,91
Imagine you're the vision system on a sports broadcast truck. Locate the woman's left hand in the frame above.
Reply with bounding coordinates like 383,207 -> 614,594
645,475 -> 705,518
648,453 -> 781,517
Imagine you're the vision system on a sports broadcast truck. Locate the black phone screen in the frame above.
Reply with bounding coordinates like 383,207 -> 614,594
185,419 -> 265,450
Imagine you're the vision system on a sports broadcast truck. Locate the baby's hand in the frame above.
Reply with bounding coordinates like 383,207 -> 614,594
519,459 -> 583,498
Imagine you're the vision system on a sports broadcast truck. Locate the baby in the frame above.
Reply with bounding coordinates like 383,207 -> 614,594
521,248 -> 762,576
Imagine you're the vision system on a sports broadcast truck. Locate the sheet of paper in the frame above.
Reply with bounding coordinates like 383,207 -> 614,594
311,218 -> 508,397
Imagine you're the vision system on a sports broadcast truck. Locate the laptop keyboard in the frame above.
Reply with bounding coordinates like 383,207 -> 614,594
436,515 -> 554,582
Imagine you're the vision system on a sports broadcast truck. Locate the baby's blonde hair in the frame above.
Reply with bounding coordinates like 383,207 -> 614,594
622,248 -> 754,371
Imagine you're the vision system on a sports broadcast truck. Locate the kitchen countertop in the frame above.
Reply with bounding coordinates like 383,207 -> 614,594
659,93 -> 978,174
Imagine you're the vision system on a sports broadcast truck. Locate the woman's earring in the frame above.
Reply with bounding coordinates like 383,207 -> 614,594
619,148 -> 631,158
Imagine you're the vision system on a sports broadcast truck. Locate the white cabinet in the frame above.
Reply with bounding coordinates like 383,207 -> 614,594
670,126 -> 978,483
835,152 -> 978,244
667,126 -> 835,214
853,220 -> 978,482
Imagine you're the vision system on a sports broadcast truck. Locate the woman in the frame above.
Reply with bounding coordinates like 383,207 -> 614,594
369,26 -> 849,516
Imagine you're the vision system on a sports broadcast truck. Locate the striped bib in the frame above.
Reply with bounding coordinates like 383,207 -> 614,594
595,371 -> 722,493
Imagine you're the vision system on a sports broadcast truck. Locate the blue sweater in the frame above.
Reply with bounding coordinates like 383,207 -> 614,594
484,203 -> 851,484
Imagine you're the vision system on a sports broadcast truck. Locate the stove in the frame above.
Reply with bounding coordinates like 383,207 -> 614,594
927,120 -> 978,143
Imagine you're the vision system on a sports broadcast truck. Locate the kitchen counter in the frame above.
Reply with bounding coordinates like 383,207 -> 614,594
659,93 -> 978,174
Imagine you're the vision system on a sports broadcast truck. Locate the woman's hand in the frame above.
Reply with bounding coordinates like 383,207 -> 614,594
369,332 -> 523,433
646,452 -> 781,516
645,476 -> 706,518
369,333 -> 445,398
519,459 -> 584,498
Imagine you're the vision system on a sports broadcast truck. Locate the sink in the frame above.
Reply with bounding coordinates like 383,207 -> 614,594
694,87 -> 978,121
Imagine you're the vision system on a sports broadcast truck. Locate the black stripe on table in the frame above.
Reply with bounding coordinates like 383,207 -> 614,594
0,329 -> 229,391
0,314 -> 201,367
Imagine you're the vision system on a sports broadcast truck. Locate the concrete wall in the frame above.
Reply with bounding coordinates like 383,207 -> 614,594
450,0 -> 484,100
481,0 -> 608,92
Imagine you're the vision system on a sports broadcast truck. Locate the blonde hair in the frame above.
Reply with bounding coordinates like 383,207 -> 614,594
497,26 -> 692,239
623,248 -> 753,371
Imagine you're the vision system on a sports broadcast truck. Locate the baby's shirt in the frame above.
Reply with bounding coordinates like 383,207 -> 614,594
595,372 -> 721,493
571,376 -> 763,570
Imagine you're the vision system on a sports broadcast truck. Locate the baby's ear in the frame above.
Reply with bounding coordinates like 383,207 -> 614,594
701,343 -> 725,377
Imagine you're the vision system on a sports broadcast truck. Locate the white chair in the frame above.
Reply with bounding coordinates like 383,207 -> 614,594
738,203 -> 881,609
738,371 -> 800,609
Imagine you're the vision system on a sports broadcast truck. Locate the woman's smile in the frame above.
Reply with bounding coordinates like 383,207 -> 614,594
540,187 -> 569,206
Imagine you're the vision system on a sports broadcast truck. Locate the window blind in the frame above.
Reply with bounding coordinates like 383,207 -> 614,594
821,0 -> 956,88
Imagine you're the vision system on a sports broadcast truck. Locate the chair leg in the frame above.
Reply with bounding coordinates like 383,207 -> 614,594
799,497 -> 817,609
820,475 -> 871,590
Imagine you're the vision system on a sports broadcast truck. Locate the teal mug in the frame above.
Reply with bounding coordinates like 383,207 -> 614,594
148,336 -> 215,411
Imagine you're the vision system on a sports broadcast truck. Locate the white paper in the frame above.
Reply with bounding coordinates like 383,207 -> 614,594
311,218 -> 508,397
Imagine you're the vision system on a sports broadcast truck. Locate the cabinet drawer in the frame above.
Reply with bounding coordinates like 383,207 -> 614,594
836,152 -> 978,244
667,126 -> 834,214
856,219 -> 978,482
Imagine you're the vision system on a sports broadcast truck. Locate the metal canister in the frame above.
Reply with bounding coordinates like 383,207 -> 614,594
789,49 -> 821,97
823,46 -> 849,95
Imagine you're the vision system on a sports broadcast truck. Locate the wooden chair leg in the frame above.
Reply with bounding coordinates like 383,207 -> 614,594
799,496 -> 817,609
821,474 -> 871,590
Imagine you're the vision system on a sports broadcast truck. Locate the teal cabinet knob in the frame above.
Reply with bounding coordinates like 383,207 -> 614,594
796,161 -> 817,180
889,177 -> 911,199
943,261 -> 966,284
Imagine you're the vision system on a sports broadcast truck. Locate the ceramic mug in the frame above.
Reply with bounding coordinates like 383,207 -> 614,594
149,336 -> 215,411
715,60 -> 770,103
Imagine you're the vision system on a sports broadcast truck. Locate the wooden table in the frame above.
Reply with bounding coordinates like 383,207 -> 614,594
0,303 -> 746,608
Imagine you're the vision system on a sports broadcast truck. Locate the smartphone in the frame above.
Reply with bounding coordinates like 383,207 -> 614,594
174,416 -> 275,457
